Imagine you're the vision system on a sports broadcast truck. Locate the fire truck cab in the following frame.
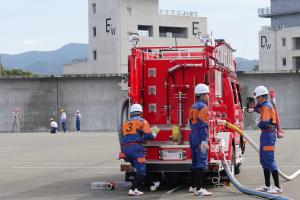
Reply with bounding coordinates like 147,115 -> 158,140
119,40 -> 245,186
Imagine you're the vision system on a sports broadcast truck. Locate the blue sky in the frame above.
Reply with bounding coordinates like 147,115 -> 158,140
0,0 -> 270,59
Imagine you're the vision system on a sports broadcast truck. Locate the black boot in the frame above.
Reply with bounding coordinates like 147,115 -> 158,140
263,168 -> 271,187
190,169 -> 196,188
272,170 -> 280,188
195,168 -> 204,191
134,175 -> 145,191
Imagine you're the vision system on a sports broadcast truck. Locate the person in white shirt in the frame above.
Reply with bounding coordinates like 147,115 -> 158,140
50,118 -> 58,134
75,110 -> 81,132
60,109 -> 67,133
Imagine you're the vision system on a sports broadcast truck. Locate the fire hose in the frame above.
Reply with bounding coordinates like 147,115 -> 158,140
220,149 -> 290,199
218,120 -> 300,181
118,98 -> 129,149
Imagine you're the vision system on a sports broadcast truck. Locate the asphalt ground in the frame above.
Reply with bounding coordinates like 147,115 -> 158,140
0,130 -> 299,200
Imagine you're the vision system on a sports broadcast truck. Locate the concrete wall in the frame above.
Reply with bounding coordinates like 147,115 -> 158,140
272,14 -> 300,28
238,72 -> 300,129
271,0 -> 300,16
0,76 -> 127,132
0,72 -> 299,132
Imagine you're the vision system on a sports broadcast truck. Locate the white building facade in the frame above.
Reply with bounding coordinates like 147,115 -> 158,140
259,0 -> 300,71
64,0 -> 207,75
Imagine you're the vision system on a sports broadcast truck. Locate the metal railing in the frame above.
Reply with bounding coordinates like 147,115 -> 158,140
258,7 -> 271,17
159,32 -> 187,38
261,26 -> 271,30
159,9 -> 200,17
143,48 -> 205,61
64,57 -> 88,66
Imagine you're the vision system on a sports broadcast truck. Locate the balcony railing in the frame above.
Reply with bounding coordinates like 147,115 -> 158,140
258,7 -> 272,17
159,9 -> 200,17
261,26 -> 271,30
64,57 -> 88,66
159,32 -> 187,38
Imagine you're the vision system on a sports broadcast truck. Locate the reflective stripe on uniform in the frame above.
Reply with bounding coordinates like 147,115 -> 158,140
263,145 -> 275,152
137,157 -> 146,163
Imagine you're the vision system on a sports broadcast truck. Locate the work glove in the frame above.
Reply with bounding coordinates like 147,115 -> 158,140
200,141 -> 208,154
255,118 -> 260,126
151,125 -> 160,138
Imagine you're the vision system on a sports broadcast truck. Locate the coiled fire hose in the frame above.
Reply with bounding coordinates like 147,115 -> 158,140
220,148 -> 290,199
217,120 -> 300,181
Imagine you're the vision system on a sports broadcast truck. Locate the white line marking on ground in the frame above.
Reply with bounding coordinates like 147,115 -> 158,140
11,166 -> 120,169
166,184 -> 185,194
243,165 -> 300,168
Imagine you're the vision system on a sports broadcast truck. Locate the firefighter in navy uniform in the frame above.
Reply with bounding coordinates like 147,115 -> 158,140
254,86 -> 282,194
122,104 -> 160,196
188,84 -> 212,196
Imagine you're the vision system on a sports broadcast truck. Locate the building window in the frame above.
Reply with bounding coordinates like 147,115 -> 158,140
93,50 -> 97,60
282,38 -> 286,47
137,25 -> 153,37
92,3 -> 96,14
93,27 -> 97,37
293,56 -> 300,70
159,26 -> 188,38
293,37 -> 300,50
282,58 -> 286,66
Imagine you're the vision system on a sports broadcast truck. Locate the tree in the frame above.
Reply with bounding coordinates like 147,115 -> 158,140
252,65 -> 259,71
0,65 -> 33,76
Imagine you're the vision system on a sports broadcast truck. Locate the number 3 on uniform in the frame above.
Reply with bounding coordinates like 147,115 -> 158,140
122,121 -> 137,135
126,122 -> 133,132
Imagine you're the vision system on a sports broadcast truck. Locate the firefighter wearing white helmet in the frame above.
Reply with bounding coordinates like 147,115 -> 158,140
194,83 -> 210,95
122,103 -> 160,196
188,84 -> 212,196
130,104 -> 143,113
254,86 -> 269,98
253,86 -> 282,194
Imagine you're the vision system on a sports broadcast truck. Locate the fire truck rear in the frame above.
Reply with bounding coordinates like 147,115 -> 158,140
118,40 -> 246,185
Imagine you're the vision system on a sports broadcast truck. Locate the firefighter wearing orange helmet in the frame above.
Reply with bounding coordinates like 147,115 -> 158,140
254,86 -> 282,194
188,84 -> 212,196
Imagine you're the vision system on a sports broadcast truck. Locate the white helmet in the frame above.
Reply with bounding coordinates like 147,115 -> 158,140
130,104 -> 143,113
195,84 -> 210,95
254,86 -> 269,98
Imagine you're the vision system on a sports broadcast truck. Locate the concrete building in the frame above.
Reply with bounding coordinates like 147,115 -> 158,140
258,0 -> 300,71
63,0 -> 207,75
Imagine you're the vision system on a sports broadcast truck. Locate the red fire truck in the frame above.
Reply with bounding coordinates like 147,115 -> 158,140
118,39 -> 245,186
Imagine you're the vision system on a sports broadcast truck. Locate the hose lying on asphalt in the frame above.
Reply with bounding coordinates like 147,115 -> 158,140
217,120 -> 300,181
220,149 -> 290,200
